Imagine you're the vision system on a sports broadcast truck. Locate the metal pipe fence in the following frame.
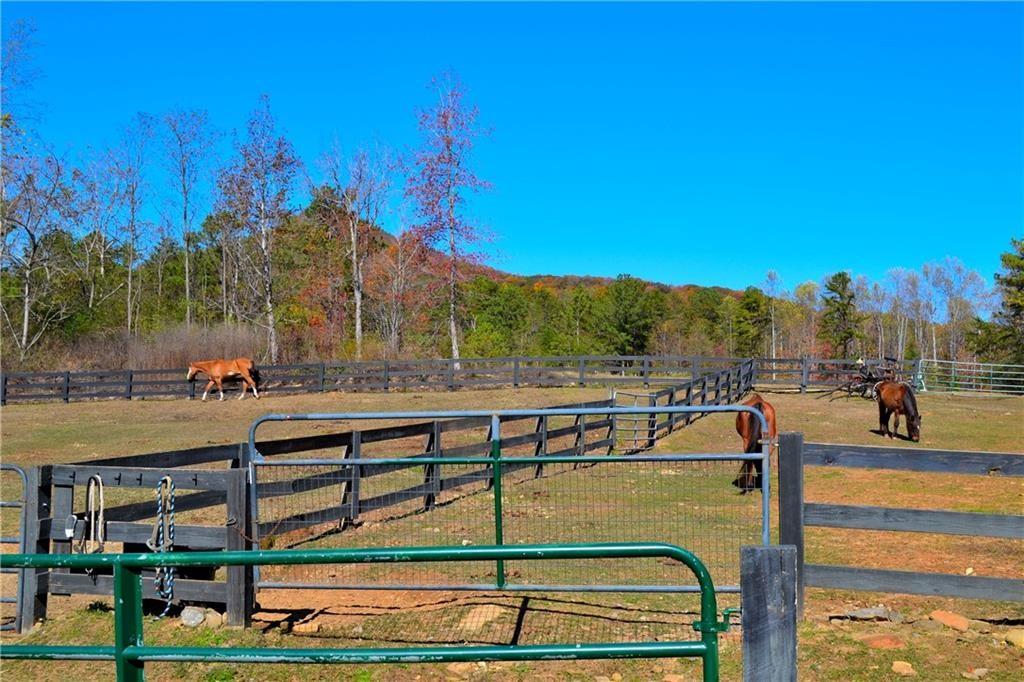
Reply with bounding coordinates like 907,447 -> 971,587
919,359 -> 1024,394
247,405 -> 771,599
0,542 -> 727,682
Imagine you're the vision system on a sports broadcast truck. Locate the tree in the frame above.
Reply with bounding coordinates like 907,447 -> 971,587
217,96 -> 300,362
315,143 -> 391,359
165,110 -> 217,328
406,74 -> 490,364
735,287 -> 770,356
764,271 -> 781,359
113,113 -> 156,333
924,257 -> 989,360
819,272 -> 862,358
597,275 -> 665,355
0,152 -> 76,360
972,238 -> 1024,363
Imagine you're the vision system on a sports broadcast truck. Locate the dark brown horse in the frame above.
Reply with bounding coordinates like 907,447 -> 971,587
874,380 -> 920,441
187,358 -> 261,401
732,393 -> 778,494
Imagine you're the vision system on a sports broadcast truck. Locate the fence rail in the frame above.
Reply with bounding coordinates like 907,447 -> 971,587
7,353 -> 1018,404
0,542 -> 727,682
778,435 -> 1024,603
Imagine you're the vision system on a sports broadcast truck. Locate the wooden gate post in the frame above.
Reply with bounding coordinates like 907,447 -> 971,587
225,469 -> 254,627
19,466 -> 52,633
800,358 -> 810,393
778,432 -> 805,616
741,545 -> 798,682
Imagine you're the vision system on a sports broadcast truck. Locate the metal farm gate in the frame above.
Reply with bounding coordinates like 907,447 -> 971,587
246,405 -> 771,602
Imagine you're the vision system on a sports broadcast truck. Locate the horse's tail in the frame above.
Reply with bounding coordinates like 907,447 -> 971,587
733,401 -> 766,493
745,400 -> 765,454
249,362 -> 261,389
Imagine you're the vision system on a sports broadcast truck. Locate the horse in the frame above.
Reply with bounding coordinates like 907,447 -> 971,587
874,380 -> 920,442
732,393 -> 778,494
186,357 -> 261,401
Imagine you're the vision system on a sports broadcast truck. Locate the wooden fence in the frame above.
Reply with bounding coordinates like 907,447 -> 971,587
13,360 -> 756,632
0,354 -> 944,405
777,433 -> 1024,605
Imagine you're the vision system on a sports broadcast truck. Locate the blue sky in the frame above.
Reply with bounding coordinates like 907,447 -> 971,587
3,1 -> 1022,292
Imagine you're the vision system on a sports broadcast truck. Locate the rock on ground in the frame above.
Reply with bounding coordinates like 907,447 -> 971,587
891,660 -> 917,676
931,610 -> 970,632
179,606 -> 205,628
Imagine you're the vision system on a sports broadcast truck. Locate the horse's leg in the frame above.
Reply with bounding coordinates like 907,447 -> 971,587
238,377 -> 248,400
241,370 -> 258,399
216,378 -> 224,401
878,402 -> 889,437
202,380 -> 214,402
893,410 -> 901,439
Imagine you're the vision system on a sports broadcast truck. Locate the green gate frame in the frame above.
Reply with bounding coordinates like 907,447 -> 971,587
0,542 -> 726,681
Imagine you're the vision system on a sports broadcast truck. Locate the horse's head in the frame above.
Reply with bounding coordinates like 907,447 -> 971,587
908,414 -> 921,442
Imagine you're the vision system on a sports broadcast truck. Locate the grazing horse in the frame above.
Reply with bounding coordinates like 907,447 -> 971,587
732,393 -> 778,494
874,380 -> 920,441
186,357 -> 261,401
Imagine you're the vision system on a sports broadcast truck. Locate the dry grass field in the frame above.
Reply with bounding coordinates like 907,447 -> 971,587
0,386 -> 1021,681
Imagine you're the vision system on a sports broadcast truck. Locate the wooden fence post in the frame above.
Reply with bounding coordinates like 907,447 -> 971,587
447,359 -> 455,391
423,422 -> 441,510
318,363 -> 326,393
512,358 -> 520,388
62,371 -> 71,403
690,356 -> 702,382
778,432 -> 805,616
800,357 -> 810,393
741,545 -> 798,682
19,466 -> 52,633
125,371 -> 133,401
642,356 -> 650,388
578,358 -> 586,387
382,360 -> 390,392
343,432 -> 362,526
226,469 -> 253,627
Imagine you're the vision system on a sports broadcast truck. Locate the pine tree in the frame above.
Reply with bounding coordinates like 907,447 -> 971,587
819,272 -> 862,358
973,238 -> 1024,363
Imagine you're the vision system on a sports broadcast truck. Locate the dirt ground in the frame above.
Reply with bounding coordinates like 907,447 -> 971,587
0,386 -> 1022,680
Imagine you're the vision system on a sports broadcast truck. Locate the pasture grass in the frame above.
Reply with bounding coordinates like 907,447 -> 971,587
0,386 -> 1022,680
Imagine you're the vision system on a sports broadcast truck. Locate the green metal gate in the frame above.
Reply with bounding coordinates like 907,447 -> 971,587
0,542 -> 726,681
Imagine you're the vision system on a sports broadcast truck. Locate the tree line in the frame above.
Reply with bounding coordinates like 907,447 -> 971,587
2,22 -> 1020,371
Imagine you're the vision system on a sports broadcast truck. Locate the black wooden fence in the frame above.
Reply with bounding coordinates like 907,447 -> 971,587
777,433 -> 1024,605
0,354 -> 920,405
14,360 -> 756,632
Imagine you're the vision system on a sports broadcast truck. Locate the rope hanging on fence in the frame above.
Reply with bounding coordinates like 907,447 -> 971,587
74,475 -> 105,575
147,475 -> 175,617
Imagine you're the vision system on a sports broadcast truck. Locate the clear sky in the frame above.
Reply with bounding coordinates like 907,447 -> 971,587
3,1 -> 1022,292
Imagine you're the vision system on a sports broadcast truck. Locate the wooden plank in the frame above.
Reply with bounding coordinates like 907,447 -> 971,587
258,506 -> 344,536
90,443 -> 241,468
47,519 -> 226,549
47,573 -> 227,603
805,503 -> 1024,539
104,490 -> 226,522
805,564 -> 1024,601
50,466 -> 230,490
742,545 -> 798,682
803,443 -> 1024,476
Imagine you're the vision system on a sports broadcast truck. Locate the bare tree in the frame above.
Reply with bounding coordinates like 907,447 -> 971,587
925,257 -> 989,360
164,110 -> 217,328
315,143 -> 391,359
71,149 -> 124,312
0,152 -> 75,360
216,96 -> 299,362
406,74 -> 490,365
112,113 -> 155,333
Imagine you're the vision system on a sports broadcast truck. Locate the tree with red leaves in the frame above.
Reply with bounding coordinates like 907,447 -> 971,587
406,74 -> 489,363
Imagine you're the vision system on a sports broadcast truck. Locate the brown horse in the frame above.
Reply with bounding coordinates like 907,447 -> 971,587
732,393 -> 778,494
874,380 -> 920,441
186,358 -> 261,401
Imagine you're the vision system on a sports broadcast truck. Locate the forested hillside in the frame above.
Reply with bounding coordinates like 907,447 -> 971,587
2,22 -> 1020,371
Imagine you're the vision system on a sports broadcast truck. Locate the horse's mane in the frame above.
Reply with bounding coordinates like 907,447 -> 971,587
901,383 -> 919,416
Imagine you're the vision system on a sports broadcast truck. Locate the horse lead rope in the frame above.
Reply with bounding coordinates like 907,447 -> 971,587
75,476 -> 105,575
147,475 -> 175,617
